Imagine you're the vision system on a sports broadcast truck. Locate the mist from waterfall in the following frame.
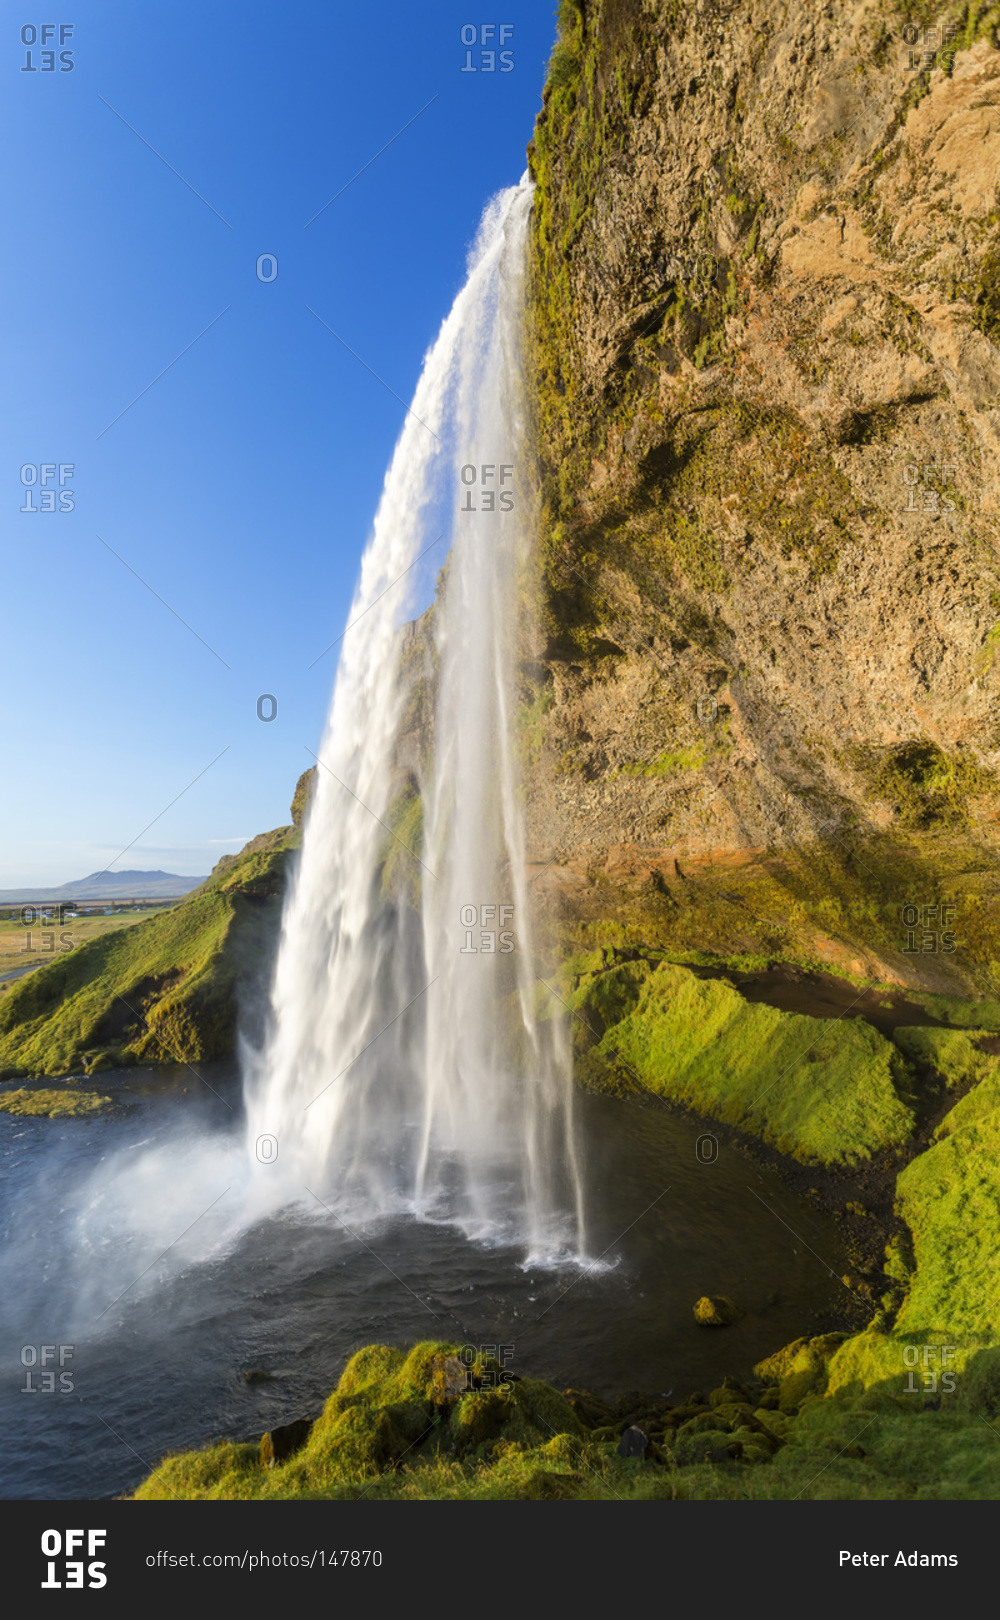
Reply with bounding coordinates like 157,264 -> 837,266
242,179 -> 586,1265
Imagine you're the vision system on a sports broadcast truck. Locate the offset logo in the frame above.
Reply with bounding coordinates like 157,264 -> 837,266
20,22 -> 75,72
460,24 -> 514,72
21,1344 -> 74,1391
459,463 -> 514,513
460,903 -> 515,953
903,1344 -> 957,1394
41,1529 -> 107,1589
20,463 -> 75,512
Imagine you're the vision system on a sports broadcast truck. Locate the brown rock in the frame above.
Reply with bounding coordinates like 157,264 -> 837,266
426,1353 -> 469,1405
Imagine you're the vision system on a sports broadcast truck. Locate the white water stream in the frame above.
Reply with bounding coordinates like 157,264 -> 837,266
243,179 -> 586,1264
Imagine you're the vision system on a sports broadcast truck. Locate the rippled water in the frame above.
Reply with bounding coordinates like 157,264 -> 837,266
0,1064 -> 845,1499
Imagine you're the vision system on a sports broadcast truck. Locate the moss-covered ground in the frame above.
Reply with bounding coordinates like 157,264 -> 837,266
0,1084 -> 111,1117
133,1332 -> 1000,1501
565,955 -> 915,1165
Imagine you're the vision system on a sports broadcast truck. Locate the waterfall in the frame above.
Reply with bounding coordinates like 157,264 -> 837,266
243,179 -> 586,1265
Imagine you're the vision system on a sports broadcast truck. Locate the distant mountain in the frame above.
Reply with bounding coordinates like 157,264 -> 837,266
0,870 -> 208,904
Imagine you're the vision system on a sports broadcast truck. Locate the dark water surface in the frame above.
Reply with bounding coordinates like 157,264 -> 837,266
0,1064 -> 846,1498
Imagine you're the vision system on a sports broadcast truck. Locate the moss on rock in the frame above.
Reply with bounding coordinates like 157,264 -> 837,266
694,1295 -> 743,1327
568,958 -> 915,1165
0,1085 -> 110,1117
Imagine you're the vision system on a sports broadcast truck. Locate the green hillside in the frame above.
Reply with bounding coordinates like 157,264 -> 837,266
0,826 -> 299,1080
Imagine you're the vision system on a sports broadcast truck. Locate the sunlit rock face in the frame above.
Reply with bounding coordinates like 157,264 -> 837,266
524,3 -> 1000,994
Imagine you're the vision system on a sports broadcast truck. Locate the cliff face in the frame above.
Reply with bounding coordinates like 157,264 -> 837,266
524,0 -> 1000,991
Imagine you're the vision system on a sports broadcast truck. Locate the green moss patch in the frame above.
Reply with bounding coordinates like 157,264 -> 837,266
893,1086 -> 1000,1340
849,740 -> 995,831
135,1340 -> 586,1502
134,1333 -> 1000,1500
892,1025 -> 1000,1092
975,242 -> 1000,344
378,783 -> 424,908
615,744 -> 707,779
0,1086 -> 110,1117
568,959 -> 915,1165
908,993 -> 1000,1031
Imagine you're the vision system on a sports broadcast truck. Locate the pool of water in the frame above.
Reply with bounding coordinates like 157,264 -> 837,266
0,1064 -> 846,1498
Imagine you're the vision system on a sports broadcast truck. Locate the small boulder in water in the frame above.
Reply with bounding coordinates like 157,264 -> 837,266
693,1295 -> 744,1327
260,1417 -> 313,1468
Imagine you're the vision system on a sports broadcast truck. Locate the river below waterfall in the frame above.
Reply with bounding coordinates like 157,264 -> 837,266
0,1062 -> 846,1499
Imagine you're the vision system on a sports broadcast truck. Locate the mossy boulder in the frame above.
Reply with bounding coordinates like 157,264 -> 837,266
709,1401 -> 758,1432
709,1378 -> 753,1407
336,1343 -> 409,1398
564,1387 -> 617,1428
694,1294 -> 743,1327
427,1353 -> 469,1405
669,1429 -> 742,1466
756,1333 -> 848,1412
448,1390 -> 510,1450
495,1378 -> 585,1448
677,1411 -> 726,1436
729,1427 -> 776,1465
755,1337 -> 809,1381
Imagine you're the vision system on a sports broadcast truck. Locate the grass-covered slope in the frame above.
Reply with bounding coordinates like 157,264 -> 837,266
0,827 -> 299,1079
136,1343 -> 591,1502
565,954 -> 915,1165
802,1030 -> 1000,1439
134,1333 -> 1000,1502
891,1048 -> 1000,1343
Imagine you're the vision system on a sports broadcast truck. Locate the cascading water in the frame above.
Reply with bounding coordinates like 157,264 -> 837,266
0,182 -> 854,1506
243,178 -> 586,1264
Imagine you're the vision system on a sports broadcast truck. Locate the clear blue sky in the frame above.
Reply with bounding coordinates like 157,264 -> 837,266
0,0 -> 557,887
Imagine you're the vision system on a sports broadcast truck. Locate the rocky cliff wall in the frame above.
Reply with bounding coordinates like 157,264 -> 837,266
523,0 -> 1000,991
